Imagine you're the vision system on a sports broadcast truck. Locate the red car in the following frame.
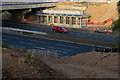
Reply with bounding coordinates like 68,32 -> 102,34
52,26 -> 68,33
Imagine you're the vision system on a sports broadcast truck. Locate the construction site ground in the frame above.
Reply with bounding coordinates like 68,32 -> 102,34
56,2 -> 119,23
41,51 -> 118,78
55,2 -> 119,31
2,48 -> 118,78
2,48 -> 66,79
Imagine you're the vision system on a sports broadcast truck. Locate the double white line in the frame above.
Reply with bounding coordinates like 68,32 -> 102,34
2,27 -> 47,35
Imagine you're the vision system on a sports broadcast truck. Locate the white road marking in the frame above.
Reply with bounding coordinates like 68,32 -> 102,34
19,42 -> 25,44
24,42 -> 36,46
3,27 -> 47,35
9,36 -> 19,40
81,34 -> 86,36
41,37 -> 111,48
35,47 -> 45,50
76,33 -> 81,35
30,39 -> 45,43
15,46 -> 26,48
19,42 -> 35,46
94,35 -> 98,37
106,37 -> 110,38
62,51 -> 67,53
48,46 -> 71,52
3,35 -> 19,40
3,35 -> 12,38
3,29 -> 112,48
88,35 -> 91,36
56,44 -> 79,49
58,54 -> 62,55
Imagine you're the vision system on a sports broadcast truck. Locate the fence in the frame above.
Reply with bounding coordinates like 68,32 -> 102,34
24,17 -> 31,22
26,49 -> 58,59
86,18 -> 112,25
94,48 -> 120,53
10,46 -> 59,59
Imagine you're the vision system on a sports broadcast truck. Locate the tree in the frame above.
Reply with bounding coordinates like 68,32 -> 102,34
113,1 -> 120,31
117,1 -> 120,14
113,19 -> 120,31
113,1 -> 120,48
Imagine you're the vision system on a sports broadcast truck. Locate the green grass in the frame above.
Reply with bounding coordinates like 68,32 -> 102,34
2,43 -> 11,49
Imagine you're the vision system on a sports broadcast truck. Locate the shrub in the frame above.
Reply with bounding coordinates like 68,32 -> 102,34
117,1 -> 120,13
113,19 -> 120,31
2,44 -> 10,49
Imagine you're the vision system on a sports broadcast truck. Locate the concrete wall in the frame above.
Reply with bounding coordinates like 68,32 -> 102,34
7,9 -> 32,22
1,11 -> 11,21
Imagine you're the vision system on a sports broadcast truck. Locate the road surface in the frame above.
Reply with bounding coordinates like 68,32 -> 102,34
2,21 -> 119,42
2,32 -> 108,58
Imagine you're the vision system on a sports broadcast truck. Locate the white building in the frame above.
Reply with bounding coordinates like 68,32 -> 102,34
37,9 -> 89,28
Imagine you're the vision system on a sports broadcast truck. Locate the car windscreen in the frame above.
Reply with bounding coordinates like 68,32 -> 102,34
62,28 -> 65,30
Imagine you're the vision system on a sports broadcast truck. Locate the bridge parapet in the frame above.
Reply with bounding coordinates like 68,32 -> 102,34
1,2 -> 57,10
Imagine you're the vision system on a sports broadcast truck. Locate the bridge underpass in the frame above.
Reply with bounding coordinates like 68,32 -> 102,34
1,2 -> 57,22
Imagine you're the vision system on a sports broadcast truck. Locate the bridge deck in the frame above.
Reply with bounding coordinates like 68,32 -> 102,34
1,2 -> 57,10
1,2 -> 57,6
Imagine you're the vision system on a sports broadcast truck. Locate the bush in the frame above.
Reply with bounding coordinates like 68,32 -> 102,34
2,44 -> 10,49
117,1 -> 120,13
113,19 -> 120,31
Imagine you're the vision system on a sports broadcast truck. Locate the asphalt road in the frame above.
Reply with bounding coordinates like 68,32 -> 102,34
2,21 -> 119,42
2,33 -> 108,58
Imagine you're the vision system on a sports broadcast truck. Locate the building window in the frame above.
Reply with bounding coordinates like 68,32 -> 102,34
43,16 -> 47,23
48,16 -> 50,22
78,18 -> 81,25
54,16 -> 57,23
72,17 -> 76,25
60,16 -> 64,24
81,17 -> 87,25
48,16 -> 52,23
40,16 -> 43,23
66,17 -> 70,24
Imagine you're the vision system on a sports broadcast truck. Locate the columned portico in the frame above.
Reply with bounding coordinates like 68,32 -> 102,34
37,10 -> 89,28
52,16 -> 54,24
58,16 -> 60,24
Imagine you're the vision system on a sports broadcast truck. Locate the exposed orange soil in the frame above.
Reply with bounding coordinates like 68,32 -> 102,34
85,2 -> 119,26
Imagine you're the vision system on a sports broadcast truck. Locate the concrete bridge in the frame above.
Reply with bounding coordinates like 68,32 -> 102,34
1,2 -> 57,22
1,2 -> 57,10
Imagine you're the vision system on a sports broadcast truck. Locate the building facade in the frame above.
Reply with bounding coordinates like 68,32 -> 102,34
37,9 -> 89,28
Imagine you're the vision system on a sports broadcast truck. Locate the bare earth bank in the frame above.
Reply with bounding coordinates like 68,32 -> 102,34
40,51 -> 118,78
2,48 -> 118,78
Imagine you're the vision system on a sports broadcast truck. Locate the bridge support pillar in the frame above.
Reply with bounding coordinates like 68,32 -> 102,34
8,9 -> 31,22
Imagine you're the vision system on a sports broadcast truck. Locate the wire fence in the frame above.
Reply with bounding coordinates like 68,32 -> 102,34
10,46 -> 59,59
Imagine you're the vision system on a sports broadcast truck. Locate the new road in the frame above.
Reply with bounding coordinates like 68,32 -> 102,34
2,21 -> 119,42
2,33 -> 108,58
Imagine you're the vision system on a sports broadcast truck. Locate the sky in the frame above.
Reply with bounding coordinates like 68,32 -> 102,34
0,0 -> 62,2
0,0 -> 119,2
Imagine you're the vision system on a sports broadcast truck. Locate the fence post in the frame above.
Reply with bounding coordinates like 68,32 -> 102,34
111,48 -> 112,53
92,48 -> 95,52
47,50 -> 50,59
